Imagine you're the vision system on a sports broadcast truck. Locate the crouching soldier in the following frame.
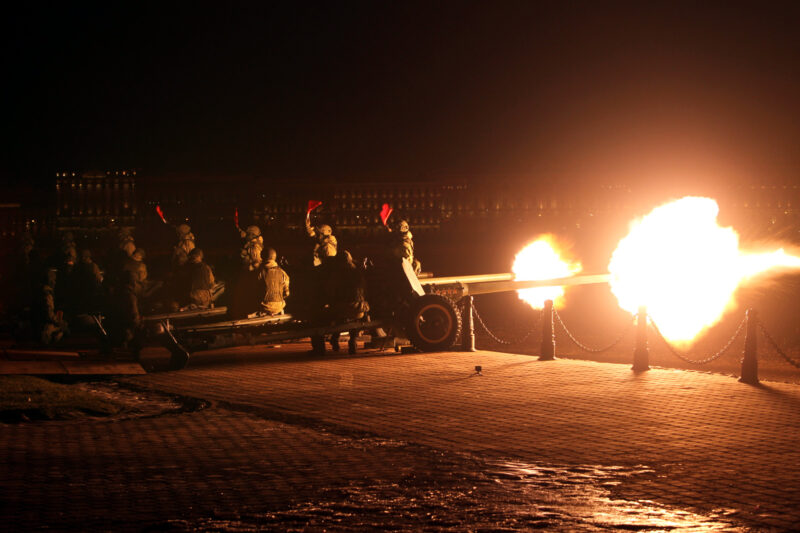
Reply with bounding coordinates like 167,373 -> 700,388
258,248 -> 290,315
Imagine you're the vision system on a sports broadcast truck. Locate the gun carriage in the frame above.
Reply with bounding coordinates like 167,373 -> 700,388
142,259 -> 610,370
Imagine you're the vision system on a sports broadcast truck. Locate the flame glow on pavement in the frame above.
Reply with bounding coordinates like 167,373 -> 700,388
512,235 -> 582,309
609,196 -> 800,344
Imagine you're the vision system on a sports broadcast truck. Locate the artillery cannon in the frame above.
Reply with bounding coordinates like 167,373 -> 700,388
146,258 -> 610,370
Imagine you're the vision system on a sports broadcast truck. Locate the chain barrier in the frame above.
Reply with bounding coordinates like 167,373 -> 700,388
553,309 -> 634,353
757,321 -> 800,369
471,303 -> 538,346
648,316 -> 746,365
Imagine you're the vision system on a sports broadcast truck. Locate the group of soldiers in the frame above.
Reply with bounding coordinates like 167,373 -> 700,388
7,212 -> 421,356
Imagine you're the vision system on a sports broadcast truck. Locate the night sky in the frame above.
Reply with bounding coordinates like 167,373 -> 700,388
4,1 -> 800,187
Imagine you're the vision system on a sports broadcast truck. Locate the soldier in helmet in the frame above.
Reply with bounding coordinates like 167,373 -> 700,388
240,225 -> 264,271
105,228 -> 136,289
55,243 -> 79,318
105,269 -> 141,351
172,223 -> 196,269
305,217 -> 337,266
184,248 -> 216,310
117,228 -> 137,258
123,248 -> 148,295
73,249 -> 103,314
33,268 -> 68,344
257,247 -> 290,315
388,219 -> 421,275
325,250 -> 369,354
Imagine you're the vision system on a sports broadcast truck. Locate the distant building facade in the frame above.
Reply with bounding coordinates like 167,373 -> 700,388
55,170 -> 137,232
2,171 -> 799,247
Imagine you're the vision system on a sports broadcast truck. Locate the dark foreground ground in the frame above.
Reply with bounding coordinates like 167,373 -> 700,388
2,341 -> 799,532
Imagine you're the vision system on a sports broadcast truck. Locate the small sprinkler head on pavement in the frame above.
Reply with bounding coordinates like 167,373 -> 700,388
474,365 -> 482,375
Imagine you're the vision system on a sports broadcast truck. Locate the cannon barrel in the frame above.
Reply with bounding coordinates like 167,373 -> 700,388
420,272 -> 611,297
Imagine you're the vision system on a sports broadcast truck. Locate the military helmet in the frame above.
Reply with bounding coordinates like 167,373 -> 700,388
318,224 -> 332,236
177,223 -> 192,236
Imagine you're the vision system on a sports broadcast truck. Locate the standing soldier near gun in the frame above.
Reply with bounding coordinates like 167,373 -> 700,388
383,209 -> 421,275
305,214 -> 337,266
231,238 -> 264,318
326,250 -> 369,354
105,270 -> 141,352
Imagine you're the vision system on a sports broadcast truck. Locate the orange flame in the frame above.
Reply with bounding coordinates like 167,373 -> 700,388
609,196 -> 800,344
512,235 -> 582,309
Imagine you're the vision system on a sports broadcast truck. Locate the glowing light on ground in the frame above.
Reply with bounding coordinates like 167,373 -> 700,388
609,196 -> 800,344
513,236 -> 582,309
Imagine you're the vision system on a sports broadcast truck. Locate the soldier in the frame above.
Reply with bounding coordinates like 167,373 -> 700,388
172,223 -> 196,268
10,232 -> 42,313
257,247 -> 290,315
241,225 -> 264,271
185,248 -> 215,310
58,231 -> 78,266
122,248 -> 149,296
73,249 -> 103,314
117,228 -> 136,258
56,245 -> 79,319
105,269 -> 141,351
305,217 -> 337,266
33,268 -> 68,345
105,228 -> 136,288
326,250 -> 369,354
388,219 -> 421,274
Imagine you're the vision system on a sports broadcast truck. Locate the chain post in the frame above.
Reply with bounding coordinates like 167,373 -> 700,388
539,299 -> 555,361
632,306 -> 650,371
739,308 -> 759,385
461,296 -> 476,352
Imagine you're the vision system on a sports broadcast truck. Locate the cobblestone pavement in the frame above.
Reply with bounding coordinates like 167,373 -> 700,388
2,344 -> 799,530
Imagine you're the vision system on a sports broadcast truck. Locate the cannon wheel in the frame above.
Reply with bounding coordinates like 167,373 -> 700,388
406,294 -> 461,352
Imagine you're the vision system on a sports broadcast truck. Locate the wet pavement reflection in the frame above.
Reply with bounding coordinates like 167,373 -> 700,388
163,439 -> 741,532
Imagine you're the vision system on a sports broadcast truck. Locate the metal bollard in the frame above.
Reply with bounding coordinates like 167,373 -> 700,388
739,308 -> 759,385
539,299 -> 555,361
632,305 -> 650,371
462,296 -> 476,352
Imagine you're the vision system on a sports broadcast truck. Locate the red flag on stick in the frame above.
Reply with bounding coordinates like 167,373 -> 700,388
380,203 -> 393,226
156,205 -> 167,224
234,208 -> 239,228
307,200 -> 323,214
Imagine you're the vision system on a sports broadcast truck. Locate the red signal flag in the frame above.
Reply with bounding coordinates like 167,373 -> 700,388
380,203 -> 393,226
307,200 -> 323,214
234,208 -> 239,228
156,205 -> 167,224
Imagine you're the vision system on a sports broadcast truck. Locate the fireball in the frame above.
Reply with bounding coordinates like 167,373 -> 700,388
609,196 -> 800,344
513,236 -> 582,309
